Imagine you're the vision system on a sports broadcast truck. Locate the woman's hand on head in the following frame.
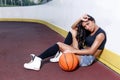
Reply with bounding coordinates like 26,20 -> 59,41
71,14 -> 89,30
81,14 -> 90,22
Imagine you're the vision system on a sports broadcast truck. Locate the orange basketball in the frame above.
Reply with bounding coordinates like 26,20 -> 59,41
59,53 -> 79,71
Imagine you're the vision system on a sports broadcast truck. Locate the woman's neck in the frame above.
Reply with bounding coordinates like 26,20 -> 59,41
90,25 -> 99,36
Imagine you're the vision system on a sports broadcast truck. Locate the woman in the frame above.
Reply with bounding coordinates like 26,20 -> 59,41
24,14 -> 107,70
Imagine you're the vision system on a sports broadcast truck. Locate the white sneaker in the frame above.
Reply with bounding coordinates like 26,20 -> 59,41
50,51 -> 62,62
24,54 -> 42,71
28,54 -> 35,63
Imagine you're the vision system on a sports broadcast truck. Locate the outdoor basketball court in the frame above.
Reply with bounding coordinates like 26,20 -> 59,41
0,21 -> 120,80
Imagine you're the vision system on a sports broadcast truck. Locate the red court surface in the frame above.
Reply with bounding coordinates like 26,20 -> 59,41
0,21 -> 120,80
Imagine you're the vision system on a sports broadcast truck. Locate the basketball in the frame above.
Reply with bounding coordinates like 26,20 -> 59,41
59,53 -> 79,71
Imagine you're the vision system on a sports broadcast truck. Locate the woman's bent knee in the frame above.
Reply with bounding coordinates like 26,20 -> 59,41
57,42 -> 63,46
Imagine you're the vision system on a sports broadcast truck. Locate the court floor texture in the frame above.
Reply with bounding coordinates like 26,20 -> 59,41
0,21 -> 120,80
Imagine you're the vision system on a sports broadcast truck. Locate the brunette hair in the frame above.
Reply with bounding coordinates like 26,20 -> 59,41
87,14 -> 95,23
76,14 -> 95,49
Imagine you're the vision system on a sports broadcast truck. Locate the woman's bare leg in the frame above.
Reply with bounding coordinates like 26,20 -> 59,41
57,42 -> 77,52
57,42 -> 81,63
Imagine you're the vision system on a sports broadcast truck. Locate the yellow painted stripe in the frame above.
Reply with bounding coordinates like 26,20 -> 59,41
98,49 -> 120,74
0,18 -> 120,74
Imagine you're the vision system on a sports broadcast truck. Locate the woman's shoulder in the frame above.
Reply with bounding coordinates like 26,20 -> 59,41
99,27 -> 106,32
97,27 -> 106,35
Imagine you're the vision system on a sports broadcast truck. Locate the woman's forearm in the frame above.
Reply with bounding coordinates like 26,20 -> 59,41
71,18 -> 81,29
74,48 -> 94,55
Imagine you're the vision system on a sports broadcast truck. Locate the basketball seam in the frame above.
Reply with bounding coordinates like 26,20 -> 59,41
59,59 -> 65,70
71,53 -> 74,70
64,53 -> 70,70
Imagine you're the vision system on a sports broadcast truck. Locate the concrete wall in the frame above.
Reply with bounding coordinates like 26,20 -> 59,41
0,0 -> 120,55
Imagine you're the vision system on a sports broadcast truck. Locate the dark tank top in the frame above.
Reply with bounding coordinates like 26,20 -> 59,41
85,28 -> 107,50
